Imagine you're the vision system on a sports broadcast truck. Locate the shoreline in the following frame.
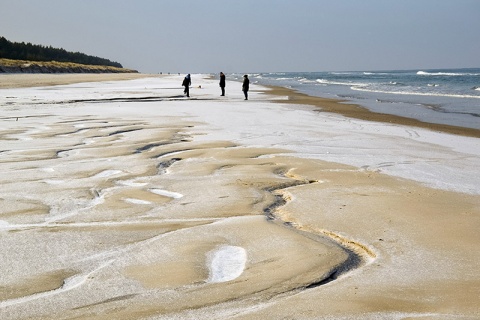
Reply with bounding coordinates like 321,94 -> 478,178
2,73 -> 478,138
265,85 -> 480,139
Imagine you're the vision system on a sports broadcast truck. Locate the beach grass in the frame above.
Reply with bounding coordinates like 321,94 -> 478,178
0,58 -> 138,73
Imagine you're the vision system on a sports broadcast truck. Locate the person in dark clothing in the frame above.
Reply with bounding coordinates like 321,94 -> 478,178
182,74 -> 191,97
242,74 -> 249,100
219,72 -> 226,96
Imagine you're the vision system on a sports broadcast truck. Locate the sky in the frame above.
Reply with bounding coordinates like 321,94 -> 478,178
1,0 -> 479,74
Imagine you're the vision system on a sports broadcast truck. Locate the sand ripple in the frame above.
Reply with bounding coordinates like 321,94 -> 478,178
0,113 -> 359,319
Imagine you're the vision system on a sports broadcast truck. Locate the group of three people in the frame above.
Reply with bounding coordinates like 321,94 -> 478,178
182,73 -> 250,100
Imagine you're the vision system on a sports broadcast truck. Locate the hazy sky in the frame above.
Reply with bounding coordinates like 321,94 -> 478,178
1,0 -> 479,73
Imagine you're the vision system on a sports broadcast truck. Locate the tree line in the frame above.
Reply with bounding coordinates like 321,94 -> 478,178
0,36 -> 123,68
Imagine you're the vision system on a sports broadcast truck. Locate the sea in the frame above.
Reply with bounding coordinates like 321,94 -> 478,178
233,68 -> 480,130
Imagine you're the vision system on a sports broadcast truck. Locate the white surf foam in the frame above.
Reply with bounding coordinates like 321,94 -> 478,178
352,85 -> 480,99
417,70 -> 480,76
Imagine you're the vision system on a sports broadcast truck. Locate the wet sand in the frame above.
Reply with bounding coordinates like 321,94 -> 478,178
0,74 -> 479,319
266,86 -> 480,138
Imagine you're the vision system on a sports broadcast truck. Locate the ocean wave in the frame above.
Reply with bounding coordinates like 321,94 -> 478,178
330,71 -> 391,76
330,72 -> 358,75
316,79 -> 369,87
298,77 -> 315,83
367,72 -> 392,75
274,77 -> 296,81
352,86 -> 480,99
417,71 -> 480,76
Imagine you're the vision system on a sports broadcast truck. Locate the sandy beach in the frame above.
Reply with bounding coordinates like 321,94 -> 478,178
0,74 -> 479,319
0,73 -> 157,89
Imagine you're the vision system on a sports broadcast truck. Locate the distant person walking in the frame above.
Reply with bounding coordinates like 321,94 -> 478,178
242,74 -> 249,100
182,74 -> 191,97
219,72 -> 226,96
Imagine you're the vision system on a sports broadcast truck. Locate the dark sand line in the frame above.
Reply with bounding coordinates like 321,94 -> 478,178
264,85 -> 480,138
263,171 -> 371,289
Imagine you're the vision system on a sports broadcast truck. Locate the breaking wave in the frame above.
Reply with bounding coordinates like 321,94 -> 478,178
417,71 -> 480,76
352,86 -> 480,99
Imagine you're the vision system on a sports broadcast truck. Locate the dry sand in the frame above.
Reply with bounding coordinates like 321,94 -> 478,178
0,73 -> 158,89
0,74 -> 479,319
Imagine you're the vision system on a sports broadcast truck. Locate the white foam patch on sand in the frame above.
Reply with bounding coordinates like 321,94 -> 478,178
117,180 -> 148,187
0,220 -> 10,228
149,188 -> 184,199
93,170 -> 123,178
123,198 -> 151,205
207,245 -> 247,283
